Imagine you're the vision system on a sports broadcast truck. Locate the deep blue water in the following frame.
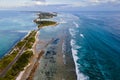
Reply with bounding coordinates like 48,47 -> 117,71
0,11 -> 36,58
69,12 -> 120,80
36,12 -> 120,80
0,11 -> 120,80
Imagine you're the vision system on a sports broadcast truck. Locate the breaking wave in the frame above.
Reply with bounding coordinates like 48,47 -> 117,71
70,39 -> 89,80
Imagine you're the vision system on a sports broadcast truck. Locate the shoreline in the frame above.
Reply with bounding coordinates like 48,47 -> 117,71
27,50 -> 45,80
19,33 -> 56,80
16,31 -> 39,80
33,35 -> 77,80
15,12 -> 59,80
0,12 -> 77,80
0,30 -> 38,79
0,31 -> 32,73
37,22 -> 58,29
1,31 -> 30,58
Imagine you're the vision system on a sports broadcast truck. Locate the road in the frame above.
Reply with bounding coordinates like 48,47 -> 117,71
0,43 -> 26,77
20,38 -> 54,80
0,31 -> 37,77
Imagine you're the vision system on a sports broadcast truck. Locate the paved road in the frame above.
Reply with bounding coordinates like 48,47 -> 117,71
0,43 -> 26,77
0,31 -> 37,77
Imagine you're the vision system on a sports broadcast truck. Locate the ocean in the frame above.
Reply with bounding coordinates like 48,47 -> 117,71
0,11 -> 120,80
0,11 -> 36,58
69,11 -> 120,80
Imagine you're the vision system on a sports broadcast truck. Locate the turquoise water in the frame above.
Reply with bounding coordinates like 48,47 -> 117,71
39,12 -> 120,80
0,11 -> 120,80
0,11 -> 36,58
69,12 -> 120,80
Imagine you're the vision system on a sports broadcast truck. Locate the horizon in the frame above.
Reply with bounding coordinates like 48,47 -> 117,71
0,1 -> 120,80
0,0 -> 120,11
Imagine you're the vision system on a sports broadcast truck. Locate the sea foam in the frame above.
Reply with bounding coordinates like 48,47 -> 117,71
73,22 -> 79,28
59,18 -> 67,24
80,34 -> 84,38
70,39 -> 89,80
69,28 -> 79,37
71,39 -> 81,49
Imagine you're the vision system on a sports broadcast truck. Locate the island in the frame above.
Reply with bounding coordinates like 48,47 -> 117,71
34,12 -> 58,29
0,30 -> 37,80
0,12 -> 58,80
0,12 -> 76,80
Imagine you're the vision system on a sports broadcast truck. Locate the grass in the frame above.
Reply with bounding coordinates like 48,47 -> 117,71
34,20 -> 57,28
0,50 -> 18,72
0,50 -> 33,80
0,30 -> 37,80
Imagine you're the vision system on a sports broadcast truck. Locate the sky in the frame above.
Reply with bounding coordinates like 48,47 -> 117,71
0,0 -> 120,11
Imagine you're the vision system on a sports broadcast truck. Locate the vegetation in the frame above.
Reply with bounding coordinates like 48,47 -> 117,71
0,12 -> 57,80
16,30 -> 37,50
0,50 -> 33,80
0,30 -> 37,80
34,20 -> 57,28
0,50 -> 18,72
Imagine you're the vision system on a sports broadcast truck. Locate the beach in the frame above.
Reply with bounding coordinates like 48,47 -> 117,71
0,8 -> 120,80
17,31 -> 40,80
17,29 -> 77,80
0,12 -> 77,80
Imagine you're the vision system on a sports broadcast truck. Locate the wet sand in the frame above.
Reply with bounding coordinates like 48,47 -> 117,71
34,36 -> 77,80
18,31 -> 77,80
18,34 -> 55,80
54,38 -> 77,80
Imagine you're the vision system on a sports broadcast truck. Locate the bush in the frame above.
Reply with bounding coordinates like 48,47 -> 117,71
1,50 -> 33,80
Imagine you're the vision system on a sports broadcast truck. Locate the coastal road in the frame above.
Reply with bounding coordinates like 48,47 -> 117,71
0,31 -> 37,77
0,43 -> 26,77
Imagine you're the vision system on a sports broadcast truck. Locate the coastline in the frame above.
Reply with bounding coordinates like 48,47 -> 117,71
1,12 -> 58,80
1,32 -> 29,58
0,31 -> 31,73
1,31 -> 30,58
16,31 -> 39,80
0,30 -> 38,79
33,34 -> 77,80
0,12 -> 77,80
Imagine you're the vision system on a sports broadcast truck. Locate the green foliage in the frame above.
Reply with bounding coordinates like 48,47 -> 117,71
16,40 -> 26,50
0,30 -> 37,80
0,50 -> 33,80
25,31 -> 36,49
15,30 -> 37,50
35,21 -> 57,28
0,30 -> 36,71
0,50 -> 18,71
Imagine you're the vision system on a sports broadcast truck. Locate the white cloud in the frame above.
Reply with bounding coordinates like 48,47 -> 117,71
31,0 -> 46,5
60,0 -> 120,8
88,0 -> 120,4
0,0 -> 120,9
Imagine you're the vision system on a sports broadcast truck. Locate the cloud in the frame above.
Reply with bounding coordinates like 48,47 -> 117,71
0,0 -> 120,10
31,0 -> 46,5
88,0 -> 120,4
60,0 -> 120,8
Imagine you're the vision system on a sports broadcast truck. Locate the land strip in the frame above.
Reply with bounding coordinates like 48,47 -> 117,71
0,30 -> 37,80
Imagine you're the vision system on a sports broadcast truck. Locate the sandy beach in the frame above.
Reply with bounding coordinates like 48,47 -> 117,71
17,31 -> 57,80
16,31 -> 40,80
16,13 -> 77,80
18,33 -> 77,80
